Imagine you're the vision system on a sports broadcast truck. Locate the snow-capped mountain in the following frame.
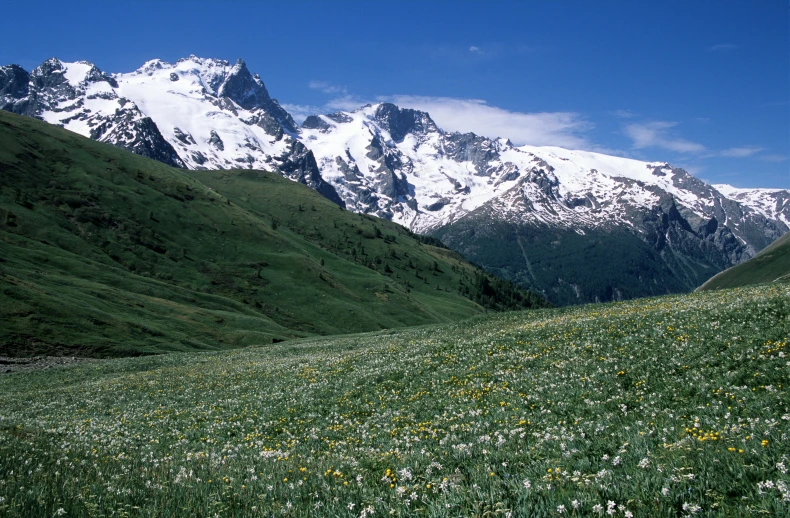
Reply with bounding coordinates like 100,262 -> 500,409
297,102 -> 789,305
1,59 -> 186,167
0,56 -> 342,204
300,103 -> 524,232
301,103 -> 786,251
2,55 -> 788,304
298,102 -> 788,303
713,184 -> 789,228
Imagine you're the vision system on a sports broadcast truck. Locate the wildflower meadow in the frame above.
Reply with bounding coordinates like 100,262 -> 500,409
1,283 -> 788,517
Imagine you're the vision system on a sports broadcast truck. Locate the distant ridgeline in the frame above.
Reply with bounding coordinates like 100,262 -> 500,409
0,111 -> 548,357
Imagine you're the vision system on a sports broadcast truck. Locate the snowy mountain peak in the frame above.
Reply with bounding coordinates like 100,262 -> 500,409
298,100 -> 789,263
371,103 -> 440,142
27,58 -> 117,92
0,56 -> 337,194
713,184 -> 790,227
31,57 -> 64,75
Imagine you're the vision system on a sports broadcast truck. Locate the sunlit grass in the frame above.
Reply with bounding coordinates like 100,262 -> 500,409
1,283 -> 788,516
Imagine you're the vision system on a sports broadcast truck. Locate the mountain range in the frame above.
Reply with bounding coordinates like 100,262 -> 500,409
2,55 -> 787,304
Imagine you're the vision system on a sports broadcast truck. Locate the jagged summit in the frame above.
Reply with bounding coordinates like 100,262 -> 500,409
126,55 -> 297,131
0,56 -> 340,203
371,103 -> 439,142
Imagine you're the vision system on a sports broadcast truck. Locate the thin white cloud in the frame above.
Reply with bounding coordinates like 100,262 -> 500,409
708,43 -> 738,52
624,121 -> 706,154
719,146 -> 765,158
325,95 -> 369,112
624,121 -> 773,162
612,109 -> 636,119
285,95 -> 591,148
280,103 -> 324,123
308,80 -> 347,95
283,95 -> 370,123
381,95 -> 591,148
469,45 -> 483,54
759,154 -> 788,163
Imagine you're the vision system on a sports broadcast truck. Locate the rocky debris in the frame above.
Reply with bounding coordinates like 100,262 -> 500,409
208,130 -> 225,151
95,113 -> 186,168
325,112 -> 353,124
243,110 -> 285,139
174,127 -> 196,145
0,356 -> 100,374
444,132 -> 501,176
0,64 -> 31,113
301,115 -> 331,131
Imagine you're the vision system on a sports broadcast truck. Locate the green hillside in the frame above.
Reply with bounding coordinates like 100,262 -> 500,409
0,283 -> 787,516
698,231 -> 790,291
0,111 -> 546,357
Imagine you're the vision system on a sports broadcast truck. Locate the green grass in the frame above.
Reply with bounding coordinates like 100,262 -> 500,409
433,214 -> 729,307
0,283 -> 787,516
0,111 -> 546,357
698,232 -> 790,291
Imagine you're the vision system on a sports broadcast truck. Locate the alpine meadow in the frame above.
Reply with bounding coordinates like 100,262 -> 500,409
1,113 -> 788,516
1,1 -> 789,516
0,284 -> 788,516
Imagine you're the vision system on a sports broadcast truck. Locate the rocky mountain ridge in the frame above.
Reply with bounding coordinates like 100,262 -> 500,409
3,55 -> 788,304
0,56 -> 342,204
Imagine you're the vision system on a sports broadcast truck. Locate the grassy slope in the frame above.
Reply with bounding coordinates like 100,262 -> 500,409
698,231 -> 790,291
0,111 -> 545,357
0,284 -> 787,516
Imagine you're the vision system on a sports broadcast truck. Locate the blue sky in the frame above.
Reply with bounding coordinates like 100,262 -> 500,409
3,0 -> 787,188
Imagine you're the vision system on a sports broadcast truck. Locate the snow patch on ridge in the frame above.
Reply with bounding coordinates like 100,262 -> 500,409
714,184 -> 790,227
